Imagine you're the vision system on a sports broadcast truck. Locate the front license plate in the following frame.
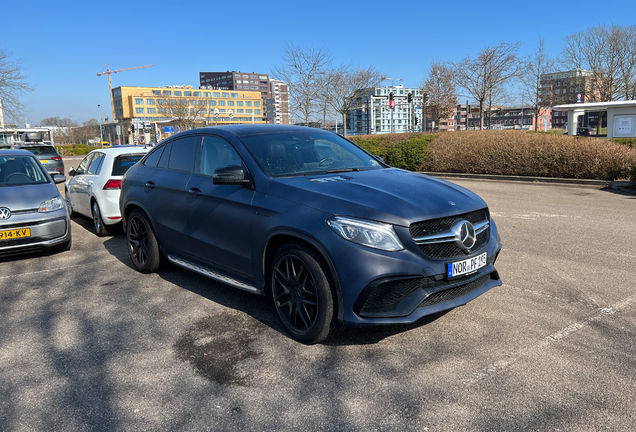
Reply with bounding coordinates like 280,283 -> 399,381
447,252 -> 487,279
0,228 -> 31,240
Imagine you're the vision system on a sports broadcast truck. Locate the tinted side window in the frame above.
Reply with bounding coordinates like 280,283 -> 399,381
168,136 -> 200,172
143,144 -> 166,167
87,153 -> 105,175
199,135 -> 244,176
157,142 -> 172,168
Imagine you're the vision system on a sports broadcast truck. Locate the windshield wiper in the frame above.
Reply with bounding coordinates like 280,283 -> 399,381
325,168 -> 361,173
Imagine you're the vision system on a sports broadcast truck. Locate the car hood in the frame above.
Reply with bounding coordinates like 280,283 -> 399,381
267,169 -> 487,226
0,183 -> 59,212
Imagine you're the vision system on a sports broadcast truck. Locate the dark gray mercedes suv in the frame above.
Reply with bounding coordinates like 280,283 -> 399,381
120,125 -> 502,343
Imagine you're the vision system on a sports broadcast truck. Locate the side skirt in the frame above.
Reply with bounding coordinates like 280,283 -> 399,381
167,254 -> 263,295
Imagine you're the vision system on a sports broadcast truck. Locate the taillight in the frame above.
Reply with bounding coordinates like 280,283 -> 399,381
51,156 -> 62,161
103,179 -> 122,190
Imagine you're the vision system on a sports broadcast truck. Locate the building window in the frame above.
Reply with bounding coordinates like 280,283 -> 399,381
198,100 -> 207,106
174,91 -> 182,96
135,108 -> 144,114
135,98 -> 143,105
227,101 -> 235,106
254,101 -> 261,107
231,93 -> 238,98
213,92 -> 220,97
222,92 -> 229,97
246,109 -> 253,113
236,101 -> 243,107
146,99 -> 155,105
158,108 -> 166,114
245,101 -> 252,107
147,108 -> 156,114
237,86 -> 242,89
193,92 -> 201,97
204,92 -> 210,97
255,109 -> 261,115
237,109 -> 244,113
157,99 -> 165,105
152,90 -> 161,96
163,90 -> 171,96
210,100 -> 217,106
219,109 -> 226,113
218,100 -> 226,106
184,91 -> 192,97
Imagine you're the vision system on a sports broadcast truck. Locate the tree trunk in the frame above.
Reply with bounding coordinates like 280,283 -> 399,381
342,111 -> 347,137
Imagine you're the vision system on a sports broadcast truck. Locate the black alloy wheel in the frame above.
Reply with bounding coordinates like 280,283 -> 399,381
270,243 -> 339,344
92,201 -> 108,237
126,209 -> 163,273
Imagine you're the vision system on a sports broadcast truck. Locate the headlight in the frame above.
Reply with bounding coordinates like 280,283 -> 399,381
38,196 -> 64,212
327,217 -> 404,252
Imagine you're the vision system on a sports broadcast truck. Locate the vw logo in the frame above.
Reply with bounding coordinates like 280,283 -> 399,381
0,207 -> 10,220
451,219 -> 476,251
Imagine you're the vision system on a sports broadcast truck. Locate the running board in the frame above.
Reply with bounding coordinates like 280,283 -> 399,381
167,255 -> 262,294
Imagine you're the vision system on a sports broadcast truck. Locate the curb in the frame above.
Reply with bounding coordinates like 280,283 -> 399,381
424,172 -> 635,194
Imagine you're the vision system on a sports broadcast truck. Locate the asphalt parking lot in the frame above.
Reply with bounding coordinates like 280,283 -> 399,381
1,176 -> 635,431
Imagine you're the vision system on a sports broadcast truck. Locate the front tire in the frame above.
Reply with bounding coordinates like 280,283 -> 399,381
126,209 -> 164,273
270,243 -> 339,344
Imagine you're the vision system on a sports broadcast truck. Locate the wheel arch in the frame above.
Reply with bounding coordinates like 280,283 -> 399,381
262,231 -> 344,324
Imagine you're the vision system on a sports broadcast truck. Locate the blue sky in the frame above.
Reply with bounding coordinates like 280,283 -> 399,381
2,0 -> 635,125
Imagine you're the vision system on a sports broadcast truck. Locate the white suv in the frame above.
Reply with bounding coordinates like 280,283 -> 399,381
65,146 -> 150,236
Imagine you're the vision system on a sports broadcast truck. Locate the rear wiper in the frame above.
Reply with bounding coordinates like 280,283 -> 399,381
326,168 -> 361,173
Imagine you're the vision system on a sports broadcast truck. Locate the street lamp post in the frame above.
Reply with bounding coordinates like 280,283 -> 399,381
98,104 -> 104,148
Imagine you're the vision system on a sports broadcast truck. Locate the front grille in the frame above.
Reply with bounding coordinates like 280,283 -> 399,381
418,274 -> 491,308
409,208 -> 490,259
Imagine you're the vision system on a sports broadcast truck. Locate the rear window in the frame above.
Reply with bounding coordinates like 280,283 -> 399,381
112,154 -> 145,176
19,146 -> 58,156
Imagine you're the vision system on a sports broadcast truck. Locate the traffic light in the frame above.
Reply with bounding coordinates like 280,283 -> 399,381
389,92 -> 394,101
414,116 -> 418,125
389,92 -> 395,108
407,93 -> 413,103
130,124 -> 135,134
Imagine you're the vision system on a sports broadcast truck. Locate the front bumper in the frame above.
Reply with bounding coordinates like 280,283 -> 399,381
314,218 -> 503,327
0,211 -> 71,255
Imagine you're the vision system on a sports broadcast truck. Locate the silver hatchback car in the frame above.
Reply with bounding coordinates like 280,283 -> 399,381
0,149 -> 71,255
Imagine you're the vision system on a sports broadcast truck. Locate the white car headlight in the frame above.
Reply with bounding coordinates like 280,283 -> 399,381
327,217 -> 404,252
38,196 -> 64,213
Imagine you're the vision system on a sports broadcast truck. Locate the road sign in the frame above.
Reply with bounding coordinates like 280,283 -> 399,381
144,121 -> 151,128
164,126 -> 174,133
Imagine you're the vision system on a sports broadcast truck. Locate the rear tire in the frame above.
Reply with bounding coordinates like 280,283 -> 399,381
126,209 -> 164,273
270,243 -> 341,344
92,201 -> 109,237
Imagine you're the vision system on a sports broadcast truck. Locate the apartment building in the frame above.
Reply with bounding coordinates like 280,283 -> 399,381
348,85 -> 424,134
540,69 -> 594,128
265,79 -> 290,125
112,85 -> 265,125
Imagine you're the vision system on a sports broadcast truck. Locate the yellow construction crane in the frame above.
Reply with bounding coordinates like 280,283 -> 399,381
97,64 -> 154,123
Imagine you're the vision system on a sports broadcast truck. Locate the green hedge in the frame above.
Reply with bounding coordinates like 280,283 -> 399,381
56,144 -> 93,156
349,133 -> 436,171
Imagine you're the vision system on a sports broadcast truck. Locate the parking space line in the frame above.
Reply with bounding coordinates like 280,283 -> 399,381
0,257 -> 120,279
462,291 -> 636,386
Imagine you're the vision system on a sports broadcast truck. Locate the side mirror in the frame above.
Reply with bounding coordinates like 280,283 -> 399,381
53,175 -> 66,184
213,165 -> 250,186
68,167 -> 76,176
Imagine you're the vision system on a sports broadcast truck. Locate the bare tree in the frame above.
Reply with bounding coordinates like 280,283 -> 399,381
0,48 -> 33,126
452,42 -> 522,129
326,65 -> 385,136
521,37 -> 555,130
560,25 -> 636,102
163,96 -> 208,130
420,60 -> 457,131
271,43 -> 333,126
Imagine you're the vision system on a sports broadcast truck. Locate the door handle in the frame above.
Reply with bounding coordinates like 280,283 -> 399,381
145,181 -> 155,189
188,188 -> 202,197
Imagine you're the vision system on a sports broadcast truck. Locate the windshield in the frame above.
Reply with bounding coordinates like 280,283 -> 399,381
19,146 -> 58,156
112,154 -> 145,176
240,130 -> 383,177
0,155 -> 50,186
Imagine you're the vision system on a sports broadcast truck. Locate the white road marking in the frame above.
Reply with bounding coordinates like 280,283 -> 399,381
463,291 -> 636,386
0,258 -> 119,279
